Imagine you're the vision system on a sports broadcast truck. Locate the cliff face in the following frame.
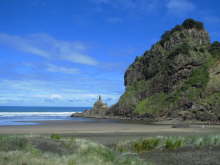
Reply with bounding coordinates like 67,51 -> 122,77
108,19 -> 220,121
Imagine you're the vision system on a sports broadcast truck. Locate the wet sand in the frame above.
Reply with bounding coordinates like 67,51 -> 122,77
0,119 -> 220,145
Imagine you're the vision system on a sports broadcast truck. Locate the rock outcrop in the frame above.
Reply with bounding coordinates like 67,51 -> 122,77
107,19 -> 220,121
72,96 -> 108,118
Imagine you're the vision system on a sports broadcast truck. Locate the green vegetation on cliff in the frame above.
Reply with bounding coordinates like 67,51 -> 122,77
209,41 -> 220,59
135,93 -> 168,115
109,19 -> 220,121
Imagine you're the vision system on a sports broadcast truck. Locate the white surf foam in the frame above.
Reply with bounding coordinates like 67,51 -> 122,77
0,112 -> 76,117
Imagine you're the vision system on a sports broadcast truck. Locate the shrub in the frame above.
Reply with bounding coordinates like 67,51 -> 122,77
133,138 -> 160,153
50,134 -> 62,140
161,25 -> 183,42
182,18 -> 204,30
164,138 -> 184,150
115,135 -> 220,155
211,41 -> 220,49
135,138 -> 160,152
0,136 -> 148,165
161,30 -> 171,41
209,41 -> 220,59
168,43 -> 191,58
0,136 -> 29,151
172,25 -> 183,32
135,93 -> 168,115
183,65 -> 209,89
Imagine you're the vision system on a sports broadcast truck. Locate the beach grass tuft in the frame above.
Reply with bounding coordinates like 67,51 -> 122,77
50,134 -> 62,140
0,135 -> 149,165
115,135 -> 220,153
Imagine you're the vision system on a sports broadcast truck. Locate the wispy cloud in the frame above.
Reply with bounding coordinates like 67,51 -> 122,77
0,33 -> 98,66
35,94 -> 64,102
46,64 -> 80,74
0,79 -> 122,106
166,0 -> 196,15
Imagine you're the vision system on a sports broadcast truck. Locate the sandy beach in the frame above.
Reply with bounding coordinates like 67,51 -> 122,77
1,119 -> 220,145
1,119 -> 220,165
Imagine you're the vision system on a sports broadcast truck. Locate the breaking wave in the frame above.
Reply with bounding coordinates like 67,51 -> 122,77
0,112 -> 75,117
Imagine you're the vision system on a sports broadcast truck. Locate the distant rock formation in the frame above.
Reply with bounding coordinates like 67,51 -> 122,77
92,96 -> 108,115
72,96 -> 108,118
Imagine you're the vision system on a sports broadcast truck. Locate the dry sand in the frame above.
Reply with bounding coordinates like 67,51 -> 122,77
0,119 -> 220,144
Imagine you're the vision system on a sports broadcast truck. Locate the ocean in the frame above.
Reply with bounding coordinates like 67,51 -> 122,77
0,106 -> 90,126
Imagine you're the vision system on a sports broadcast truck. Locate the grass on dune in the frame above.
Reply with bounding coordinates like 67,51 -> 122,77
0,135 -> 149,165
115,135 -> 220,153
1,134 -> 220,165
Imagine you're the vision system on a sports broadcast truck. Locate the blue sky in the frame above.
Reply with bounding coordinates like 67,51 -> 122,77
0,0 -> 219,107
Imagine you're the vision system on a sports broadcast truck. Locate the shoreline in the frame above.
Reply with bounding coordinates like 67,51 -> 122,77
0,119 -> 220,135
0,119 -> 220,145
72,112 -> 220,125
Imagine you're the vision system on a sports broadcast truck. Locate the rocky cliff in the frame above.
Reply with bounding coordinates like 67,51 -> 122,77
108,19 -> 220,121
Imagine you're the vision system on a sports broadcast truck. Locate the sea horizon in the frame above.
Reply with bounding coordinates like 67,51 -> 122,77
0,106 -> 91,126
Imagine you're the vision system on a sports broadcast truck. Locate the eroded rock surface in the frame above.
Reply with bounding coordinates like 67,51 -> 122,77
72,96 -> 108,118
107,19 -> 220,122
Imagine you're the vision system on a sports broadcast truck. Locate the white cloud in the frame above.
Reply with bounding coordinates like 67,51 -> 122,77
93,0 -> 198,17
35,94 -> 63,100
0,33 -> 98,66
46,64 -> 79,74
166,0 -> 195,14
49,94 -> 63,100
0,79 -> 121,106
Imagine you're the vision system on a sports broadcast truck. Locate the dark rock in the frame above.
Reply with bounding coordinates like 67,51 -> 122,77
71,96 -> 108,118
172,123 -> 190,128
195,111 -> 218,121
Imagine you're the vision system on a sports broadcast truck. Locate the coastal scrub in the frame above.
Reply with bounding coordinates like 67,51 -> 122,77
0,135 -> 148,165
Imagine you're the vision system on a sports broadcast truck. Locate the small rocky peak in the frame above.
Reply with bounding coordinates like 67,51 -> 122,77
124,19 -> 211,88
98,95 -> 102,102
95,95 -> 104,105
72,96 -> 109,117
93,96 -> 108,111
159,19 -> 210,51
